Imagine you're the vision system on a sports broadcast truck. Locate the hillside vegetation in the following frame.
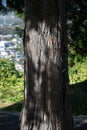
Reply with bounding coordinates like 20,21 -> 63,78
69,56 -> 87,84
0,58 -> 24,103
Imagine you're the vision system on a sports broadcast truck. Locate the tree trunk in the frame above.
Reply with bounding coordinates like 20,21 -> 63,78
21,0 -> 73,130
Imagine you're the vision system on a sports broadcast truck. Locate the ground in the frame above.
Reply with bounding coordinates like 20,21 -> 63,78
0,80 -> 87,130
0,110 -> 87,130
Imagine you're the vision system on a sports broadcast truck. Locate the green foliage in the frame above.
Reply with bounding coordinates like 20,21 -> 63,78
69,56 -> 87,84
68,48 -> 85,67
0,58 -> 24,103
67,0 -> 87,56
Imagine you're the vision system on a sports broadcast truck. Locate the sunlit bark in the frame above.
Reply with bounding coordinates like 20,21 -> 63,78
21,0 -> 73,130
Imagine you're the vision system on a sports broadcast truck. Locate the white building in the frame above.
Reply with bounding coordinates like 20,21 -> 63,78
0,41 -> 14,58
0,40 -> 24,71
0,41 -> 6,51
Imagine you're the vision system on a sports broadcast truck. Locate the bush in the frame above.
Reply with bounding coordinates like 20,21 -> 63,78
0,58 -> 24,103
69,57 -> 87,84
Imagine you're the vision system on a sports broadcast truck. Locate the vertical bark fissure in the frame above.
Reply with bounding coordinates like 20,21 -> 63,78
59,0 -> 66,111
21,0 -> 73,130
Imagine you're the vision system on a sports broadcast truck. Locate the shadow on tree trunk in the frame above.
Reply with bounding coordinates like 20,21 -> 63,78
21,0 -> 73,130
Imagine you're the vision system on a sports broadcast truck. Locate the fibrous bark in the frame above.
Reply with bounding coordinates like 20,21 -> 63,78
21,0 -> 73,130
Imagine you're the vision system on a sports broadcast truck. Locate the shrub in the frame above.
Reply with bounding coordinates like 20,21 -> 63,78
69,57 -> 87,84
0,58 -> 24,103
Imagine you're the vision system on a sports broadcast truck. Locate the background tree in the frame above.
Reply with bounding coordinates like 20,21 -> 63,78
67,0 -> 87,56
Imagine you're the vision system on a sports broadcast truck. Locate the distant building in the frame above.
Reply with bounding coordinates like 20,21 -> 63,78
0,40 -> 24,71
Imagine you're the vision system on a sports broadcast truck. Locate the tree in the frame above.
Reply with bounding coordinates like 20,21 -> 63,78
20,0 -> 73,130
0,0 -> 73,129
67,0 -> 87,56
